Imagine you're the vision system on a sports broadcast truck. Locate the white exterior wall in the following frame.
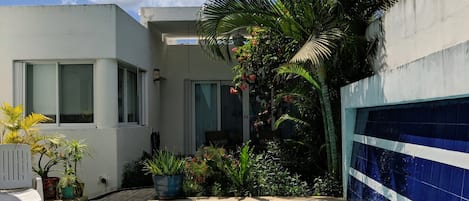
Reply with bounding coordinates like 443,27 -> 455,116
342,0 -> 469,197
0,5 -> 155,197
382,0 -> 469,70
158,43 -> 233,154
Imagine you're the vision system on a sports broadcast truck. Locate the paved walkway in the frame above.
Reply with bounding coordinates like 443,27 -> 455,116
92,188 -> 344,201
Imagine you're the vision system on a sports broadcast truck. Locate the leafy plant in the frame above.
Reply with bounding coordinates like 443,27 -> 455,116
184,146 -> 231,196
142,150 -> 184,176
58,167 -> 77,188
223,141 -> 255,196
33,135 -> 66,178
64,139 -> 90,179
312,173 -> 342,196
251,141 -> 311,196
0,103 -> 50,153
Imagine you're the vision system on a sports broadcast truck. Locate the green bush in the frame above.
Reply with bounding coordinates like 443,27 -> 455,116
312,173 -> 342,196
184,146 -> 231,196
184,142 -> 311,197
251,141 -> 311,196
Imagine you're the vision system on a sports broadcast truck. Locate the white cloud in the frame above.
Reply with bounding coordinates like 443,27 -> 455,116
62,0 -> 79,4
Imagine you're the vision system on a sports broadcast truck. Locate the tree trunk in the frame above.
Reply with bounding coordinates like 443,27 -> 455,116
317,65 -> 339,178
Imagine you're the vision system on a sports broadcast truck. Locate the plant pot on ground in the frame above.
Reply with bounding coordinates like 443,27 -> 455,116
58,167 -> 77,200
33,135 -> 66,199
142,150 -> 185,199
64,139 -> 90,198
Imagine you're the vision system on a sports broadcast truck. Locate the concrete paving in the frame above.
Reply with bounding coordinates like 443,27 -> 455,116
92,188 -> 344,201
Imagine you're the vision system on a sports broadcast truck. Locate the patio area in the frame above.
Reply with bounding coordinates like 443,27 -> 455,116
91,188 -> 344,201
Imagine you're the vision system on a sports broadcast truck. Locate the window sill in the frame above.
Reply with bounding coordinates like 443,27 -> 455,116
38,124 -> 97,130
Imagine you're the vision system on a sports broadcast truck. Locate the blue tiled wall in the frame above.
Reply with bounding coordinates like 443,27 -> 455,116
349,98 -> 469,200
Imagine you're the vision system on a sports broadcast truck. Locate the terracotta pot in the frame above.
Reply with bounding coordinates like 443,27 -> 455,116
42,177 -> 59,199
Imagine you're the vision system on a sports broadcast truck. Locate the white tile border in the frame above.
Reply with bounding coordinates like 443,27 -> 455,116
349,168 -> 412,201
354,134 -> 469,170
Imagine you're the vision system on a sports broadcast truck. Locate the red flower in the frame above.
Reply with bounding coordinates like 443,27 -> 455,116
231,47 -> 238,52
240,83 -> 248,91
230,87 -> 239,94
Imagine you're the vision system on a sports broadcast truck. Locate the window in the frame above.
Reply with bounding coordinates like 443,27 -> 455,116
118,65 -> 142,124
26,63 -> 94,124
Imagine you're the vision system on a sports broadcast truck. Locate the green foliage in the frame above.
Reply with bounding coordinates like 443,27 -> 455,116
33,135 -> 66,178
184,146 -> 231,196
58,166 -> 77,188
252,141 -> 311,196
121,151 -> 153,188
184,142 -> 311,197
312,173 -> 343,197
223,142 -> 255,196
64,139 -> 90,180
0,102 -> 50,154
142,150 -> 184,176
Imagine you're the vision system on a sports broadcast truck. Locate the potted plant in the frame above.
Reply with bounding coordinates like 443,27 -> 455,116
58,167 -> 77,200
33,135 -> 66,199
142,150 -> 185,199
64,139 -> 90,197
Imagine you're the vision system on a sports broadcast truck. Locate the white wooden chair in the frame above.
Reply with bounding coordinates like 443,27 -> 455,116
0,144 -> 43,201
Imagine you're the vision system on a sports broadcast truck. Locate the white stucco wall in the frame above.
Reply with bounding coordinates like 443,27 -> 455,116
341,0 -> 469,196
157,43 -> 233,154
0,5 -> 155,197
382,0 -> 469,70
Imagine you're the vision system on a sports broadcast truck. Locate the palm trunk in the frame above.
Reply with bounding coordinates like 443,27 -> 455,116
317,65 -> 339,178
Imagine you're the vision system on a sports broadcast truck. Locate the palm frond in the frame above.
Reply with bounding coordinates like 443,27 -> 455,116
290,28 -> 344,65
197,0 -> 303,61
277,64 -> 321,90
21,113 -> 51,131
274,114 -> 310,129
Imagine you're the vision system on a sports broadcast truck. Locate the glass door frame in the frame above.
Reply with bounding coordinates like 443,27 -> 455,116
190,80 -> 249,153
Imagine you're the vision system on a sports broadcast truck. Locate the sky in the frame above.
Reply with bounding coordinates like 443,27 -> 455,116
0,0 -> 206,20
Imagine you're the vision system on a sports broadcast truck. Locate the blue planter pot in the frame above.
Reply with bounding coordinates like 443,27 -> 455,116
152,175 -> 183,199
62,186 -> 75,199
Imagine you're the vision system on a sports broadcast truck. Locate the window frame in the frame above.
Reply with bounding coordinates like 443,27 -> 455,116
118,63 -> 145,126
19,60 -> 96,128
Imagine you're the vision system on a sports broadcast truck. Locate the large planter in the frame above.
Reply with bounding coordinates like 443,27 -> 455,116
43,177 -> 59,199
0,144 -> 32,189
153,175 -> 183,199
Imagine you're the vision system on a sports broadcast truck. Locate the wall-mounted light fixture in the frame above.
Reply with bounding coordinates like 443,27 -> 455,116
153,68 -> 161,81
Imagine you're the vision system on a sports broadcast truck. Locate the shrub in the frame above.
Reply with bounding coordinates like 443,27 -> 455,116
121,151 -> 152,188
312,173 -> 342,197
251,141 -> 311,196
184,146 -> 231,196
185,142 -> 311,197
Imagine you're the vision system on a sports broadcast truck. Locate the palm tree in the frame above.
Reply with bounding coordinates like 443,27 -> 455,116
197,0 -> 398,178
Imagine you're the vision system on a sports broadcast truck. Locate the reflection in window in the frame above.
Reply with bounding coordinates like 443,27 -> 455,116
26,63 -> 93,123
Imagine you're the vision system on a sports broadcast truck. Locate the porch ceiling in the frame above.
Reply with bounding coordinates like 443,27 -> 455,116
150,21 -> 197,37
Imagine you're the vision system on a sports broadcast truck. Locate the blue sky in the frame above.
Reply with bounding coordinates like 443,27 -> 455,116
0,0 -> 206,20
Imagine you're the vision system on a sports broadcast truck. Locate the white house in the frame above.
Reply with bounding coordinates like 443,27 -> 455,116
342,0 -> 469,200
0,4 -> 247,197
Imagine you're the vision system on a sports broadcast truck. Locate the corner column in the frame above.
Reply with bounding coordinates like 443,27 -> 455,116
95,58 -> 118,128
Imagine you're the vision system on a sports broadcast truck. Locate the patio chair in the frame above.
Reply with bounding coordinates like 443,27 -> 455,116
205,131 -> 228,147
0,144 -> 44,201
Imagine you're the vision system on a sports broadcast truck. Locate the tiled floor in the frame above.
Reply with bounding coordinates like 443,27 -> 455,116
91,188 -> 344,201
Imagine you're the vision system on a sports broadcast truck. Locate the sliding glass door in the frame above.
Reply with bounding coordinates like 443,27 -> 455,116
193,81 -> 244,149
